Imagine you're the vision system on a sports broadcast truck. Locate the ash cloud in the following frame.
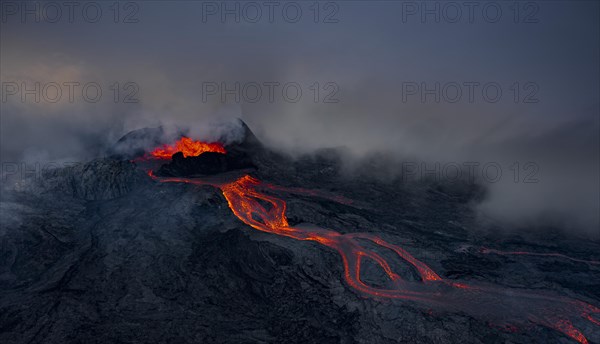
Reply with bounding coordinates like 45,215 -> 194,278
1,1 -> 598,237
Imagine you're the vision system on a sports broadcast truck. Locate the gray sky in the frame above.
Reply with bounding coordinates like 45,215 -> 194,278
1,1 -> 599,235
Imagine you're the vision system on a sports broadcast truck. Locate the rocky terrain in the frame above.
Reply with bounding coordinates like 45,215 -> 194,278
1,122 -> 599,343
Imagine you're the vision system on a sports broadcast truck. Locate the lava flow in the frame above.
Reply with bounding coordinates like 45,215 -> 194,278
147,136 -> 226,159
145,141 -> 600,343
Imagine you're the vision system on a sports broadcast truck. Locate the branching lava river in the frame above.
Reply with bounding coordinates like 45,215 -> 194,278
146,167 -> 599,343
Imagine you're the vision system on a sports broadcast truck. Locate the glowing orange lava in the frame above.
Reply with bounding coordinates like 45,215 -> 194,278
147,171 -> 600,343
149,136 -> 226,159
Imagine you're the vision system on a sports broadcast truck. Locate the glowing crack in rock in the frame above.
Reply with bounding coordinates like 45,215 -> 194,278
144,139 -> 600,344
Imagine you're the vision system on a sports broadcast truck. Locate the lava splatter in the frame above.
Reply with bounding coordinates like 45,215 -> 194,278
147,136 -> 226,159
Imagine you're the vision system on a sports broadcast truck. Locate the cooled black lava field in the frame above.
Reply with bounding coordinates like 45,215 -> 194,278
1,123 -> 598,344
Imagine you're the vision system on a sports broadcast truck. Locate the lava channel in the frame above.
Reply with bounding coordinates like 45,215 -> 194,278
145,145 -> 599,343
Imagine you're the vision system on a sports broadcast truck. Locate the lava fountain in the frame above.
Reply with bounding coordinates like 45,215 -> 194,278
145,138 -> 600,343
147,136 -> 226,159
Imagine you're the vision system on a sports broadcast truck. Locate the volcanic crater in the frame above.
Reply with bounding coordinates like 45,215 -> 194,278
1,120 -> 599,344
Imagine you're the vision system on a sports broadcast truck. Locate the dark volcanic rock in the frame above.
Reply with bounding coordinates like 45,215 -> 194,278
15,159 -> 147,200
109,127 -> 166,159
155,119 -> 260,177
227,119 -> 264,154
1,121 -> 599,344
157,151 -> 255,176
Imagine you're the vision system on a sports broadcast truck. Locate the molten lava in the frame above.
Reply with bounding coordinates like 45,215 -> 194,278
149,136 -> 226,159
146,159 -> 599,343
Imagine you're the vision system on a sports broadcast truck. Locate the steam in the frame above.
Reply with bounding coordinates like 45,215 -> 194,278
1,1 -> 598,237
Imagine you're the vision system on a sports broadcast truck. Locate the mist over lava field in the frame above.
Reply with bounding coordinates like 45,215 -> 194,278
1,1 -> 599,343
